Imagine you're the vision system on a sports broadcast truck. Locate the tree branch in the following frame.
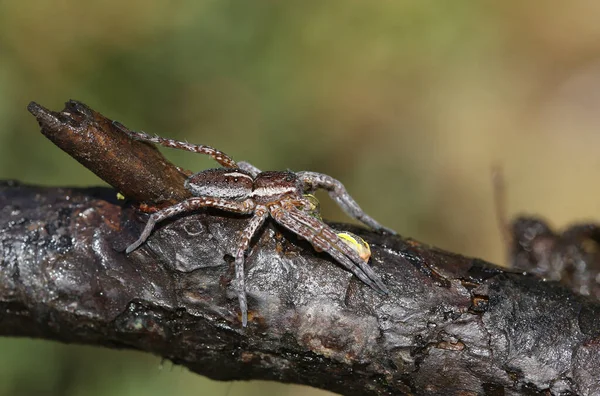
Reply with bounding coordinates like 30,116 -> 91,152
1,101 -> 599,395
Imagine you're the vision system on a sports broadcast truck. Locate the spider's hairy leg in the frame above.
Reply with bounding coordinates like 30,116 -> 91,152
234,206 -> 269,327
126,197 -> 255,254
112,121 -> 238,168
271,201 -> 388,294
284,202 -> 388,293
237,161 -> 262,178
296,171 -> 397,235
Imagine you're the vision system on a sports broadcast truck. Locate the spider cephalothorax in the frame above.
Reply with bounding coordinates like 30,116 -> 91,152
114,121 -> 396,326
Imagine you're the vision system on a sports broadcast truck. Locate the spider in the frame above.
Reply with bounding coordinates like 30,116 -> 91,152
113,121 -> 396,326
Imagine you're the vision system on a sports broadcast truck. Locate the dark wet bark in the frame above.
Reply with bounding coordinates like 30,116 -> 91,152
1,101 -> 599,395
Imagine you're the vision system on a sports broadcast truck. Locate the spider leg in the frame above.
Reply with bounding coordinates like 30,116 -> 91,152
234,206 -> 269,327
237,161 -> 262,177
270,201 -> 388,294
126,197 -> 255,254
284,203 -> 389,293
112,121 -> 238,168
296,171 -> 396,235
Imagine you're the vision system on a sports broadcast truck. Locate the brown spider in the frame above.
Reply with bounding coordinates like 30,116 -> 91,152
114,121 -> 395,326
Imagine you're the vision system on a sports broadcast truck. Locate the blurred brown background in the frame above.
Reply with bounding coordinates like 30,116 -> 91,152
1,1 -> 600,395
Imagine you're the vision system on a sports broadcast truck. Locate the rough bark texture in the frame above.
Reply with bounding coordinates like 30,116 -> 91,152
1,101 -> 599,395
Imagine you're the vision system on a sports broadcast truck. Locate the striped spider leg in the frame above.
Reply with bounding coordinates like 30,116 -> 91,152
296,171 -> 397,235
271,198 -> 388,293
112,121 -> 238,168
125,195 -> 256,253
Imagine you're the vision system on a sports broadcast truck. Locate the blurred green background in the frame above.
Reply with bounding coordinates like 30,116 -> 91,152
2,1 -> 600,395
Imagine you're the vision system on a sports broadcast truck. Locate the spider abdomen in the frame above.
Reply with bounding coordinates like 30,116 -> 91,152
185,168 -> 253,200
